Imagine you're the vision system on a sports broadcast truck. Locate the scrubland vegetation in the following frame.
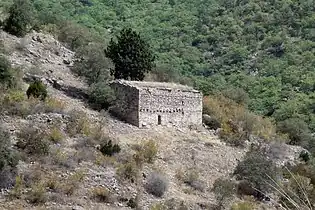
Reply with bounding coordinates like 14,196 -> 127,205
1,0 -> 315,209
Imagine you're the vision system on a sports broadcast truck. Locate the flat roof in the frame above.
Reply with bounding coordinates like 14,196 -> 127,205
110,80 -> 200,93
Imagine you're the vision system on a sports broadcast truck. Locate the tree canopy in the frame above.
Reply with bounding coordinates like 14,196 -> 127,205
105,28 -> 155,81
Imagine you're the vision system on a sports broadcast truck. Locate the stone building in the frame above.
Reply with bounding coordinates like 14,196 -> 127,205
109,80 -> 203,128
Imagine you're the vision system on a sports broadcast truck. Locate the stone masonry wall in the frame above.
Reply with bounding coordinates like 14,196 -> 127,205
110,83 -> 140,126
138,88 -> 202,127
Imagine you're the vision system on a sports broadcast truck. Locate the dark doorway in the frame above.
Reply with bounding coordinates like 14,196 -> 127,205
158,115 -> 161,125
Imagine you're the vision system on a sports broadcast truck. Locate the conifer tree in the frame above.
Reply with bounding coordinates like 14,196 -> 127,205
105,28 -> 155,81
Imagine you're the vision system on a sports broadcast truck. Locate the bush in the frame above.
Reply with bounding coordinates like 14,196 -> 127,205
66,110 -> 91,137
0,56 -> 15,89
277,118 -> 311,146
17,127 -> 50,156
42,97 -> 66,114
203,95 -> 276,146
212,178 -> 236,208
134,140 -> 158,164
72,43 -> 111,85
202,114 -> 221,130
100,140 -> 121,156
278,173 -> 315,209
221,87 -> 250,105
145,172 -> 168,197
127,198 -> 137,208
58,21 -> 100,51
48,127 -> 64,144
180,168 -> 206,192
61,170 -> 86,195
233,146 -> 278,199
0,128 -> 20,189
26,80 -> 48,101
0,89 -> 34,117
91,186 -> 112,203
3,0 -> 35,37
27,183 -> 47,204
0,128 -> 20,171
300,150 -> 311,163
88,81 -> 116,110
116,161 -> 138,182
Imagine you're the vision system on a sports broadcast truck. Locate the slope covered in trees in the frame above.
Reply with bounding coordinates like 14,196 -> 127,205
1,0 -> 314,135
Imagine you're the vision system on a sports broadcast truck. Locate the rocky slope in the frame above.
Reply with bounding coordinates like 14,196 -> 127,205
0,30 -> 304,210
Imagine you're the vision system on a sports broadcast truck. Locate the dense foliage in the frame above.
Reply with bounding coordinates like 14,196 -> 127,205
105,28 -> 155,81
3,0 -> 34,37
1,0 -> 315,143
26,80 -> 48,101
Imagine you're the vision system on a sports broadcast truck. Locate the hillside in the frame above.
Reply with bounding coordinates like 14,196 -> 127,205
0,29 -> 309,209
1,0 -> 314,139
0,30 -> 245,209
1,0 -> 315,209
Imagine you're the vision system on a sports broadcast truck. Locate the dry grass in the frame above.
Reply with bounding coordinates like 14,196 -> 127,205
48,126 -> 64,144
43,97 -> 66,114
203,94 -> 277,145
61,169 -> 86,195
266,167 -> 314,210
66,110 -> 92,137
231,200 -> 256,210
26,182 -> 47,205
17,126 -> 50,156
176,167 -> 206,192
90,186 -> 113,203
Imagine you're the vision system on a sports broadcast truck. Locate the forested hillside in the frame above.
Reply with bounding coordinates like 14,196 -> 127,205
1,0 -> 314,133
2,1 -> 315,208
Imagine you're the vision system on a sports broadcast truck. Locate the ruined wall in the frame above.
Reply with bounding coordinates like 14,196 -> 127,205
110,83 -> 140,126
138,88 -> 202,127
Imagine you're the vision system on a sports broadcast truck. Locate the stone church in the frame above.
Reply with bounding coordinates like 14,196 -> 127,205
110,80 -> 203,128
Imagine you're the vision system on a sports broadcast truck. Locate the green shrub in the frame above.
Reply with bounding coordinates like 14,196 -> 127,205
100,140 -> 121,156
3,0 -> 35,37
233,145 -> 278,199
180,168 -> 206,192
116,161 -> 138,182
72,42 -> 111,85
133,140 -> 158,164
17,127 -> 50,156
212,178 -> 236,208
221,87 -> 249,105
27,182 -> 47,204
0,128 -> 20,188
145,172 -> 168,197
0,128 -> 20,171
127,198 -> 137,209
277,118 -> 311,146
88,81 -> 116,110
48,127 -> 64,144
300,150 -> 311,163
0,56 -> 15,89
26,80 -> 47,101
58,21 -> 98,51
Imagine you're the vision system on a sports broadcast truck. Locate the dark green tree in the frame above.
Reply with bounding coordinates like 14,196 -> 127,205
3,0 -> 35,37
105,28 -> 155,81
26,80 -> 47,101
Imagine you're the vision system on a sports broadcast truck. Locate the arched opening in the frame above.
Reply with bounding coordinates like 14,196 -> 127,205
158,115 -> 161,125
